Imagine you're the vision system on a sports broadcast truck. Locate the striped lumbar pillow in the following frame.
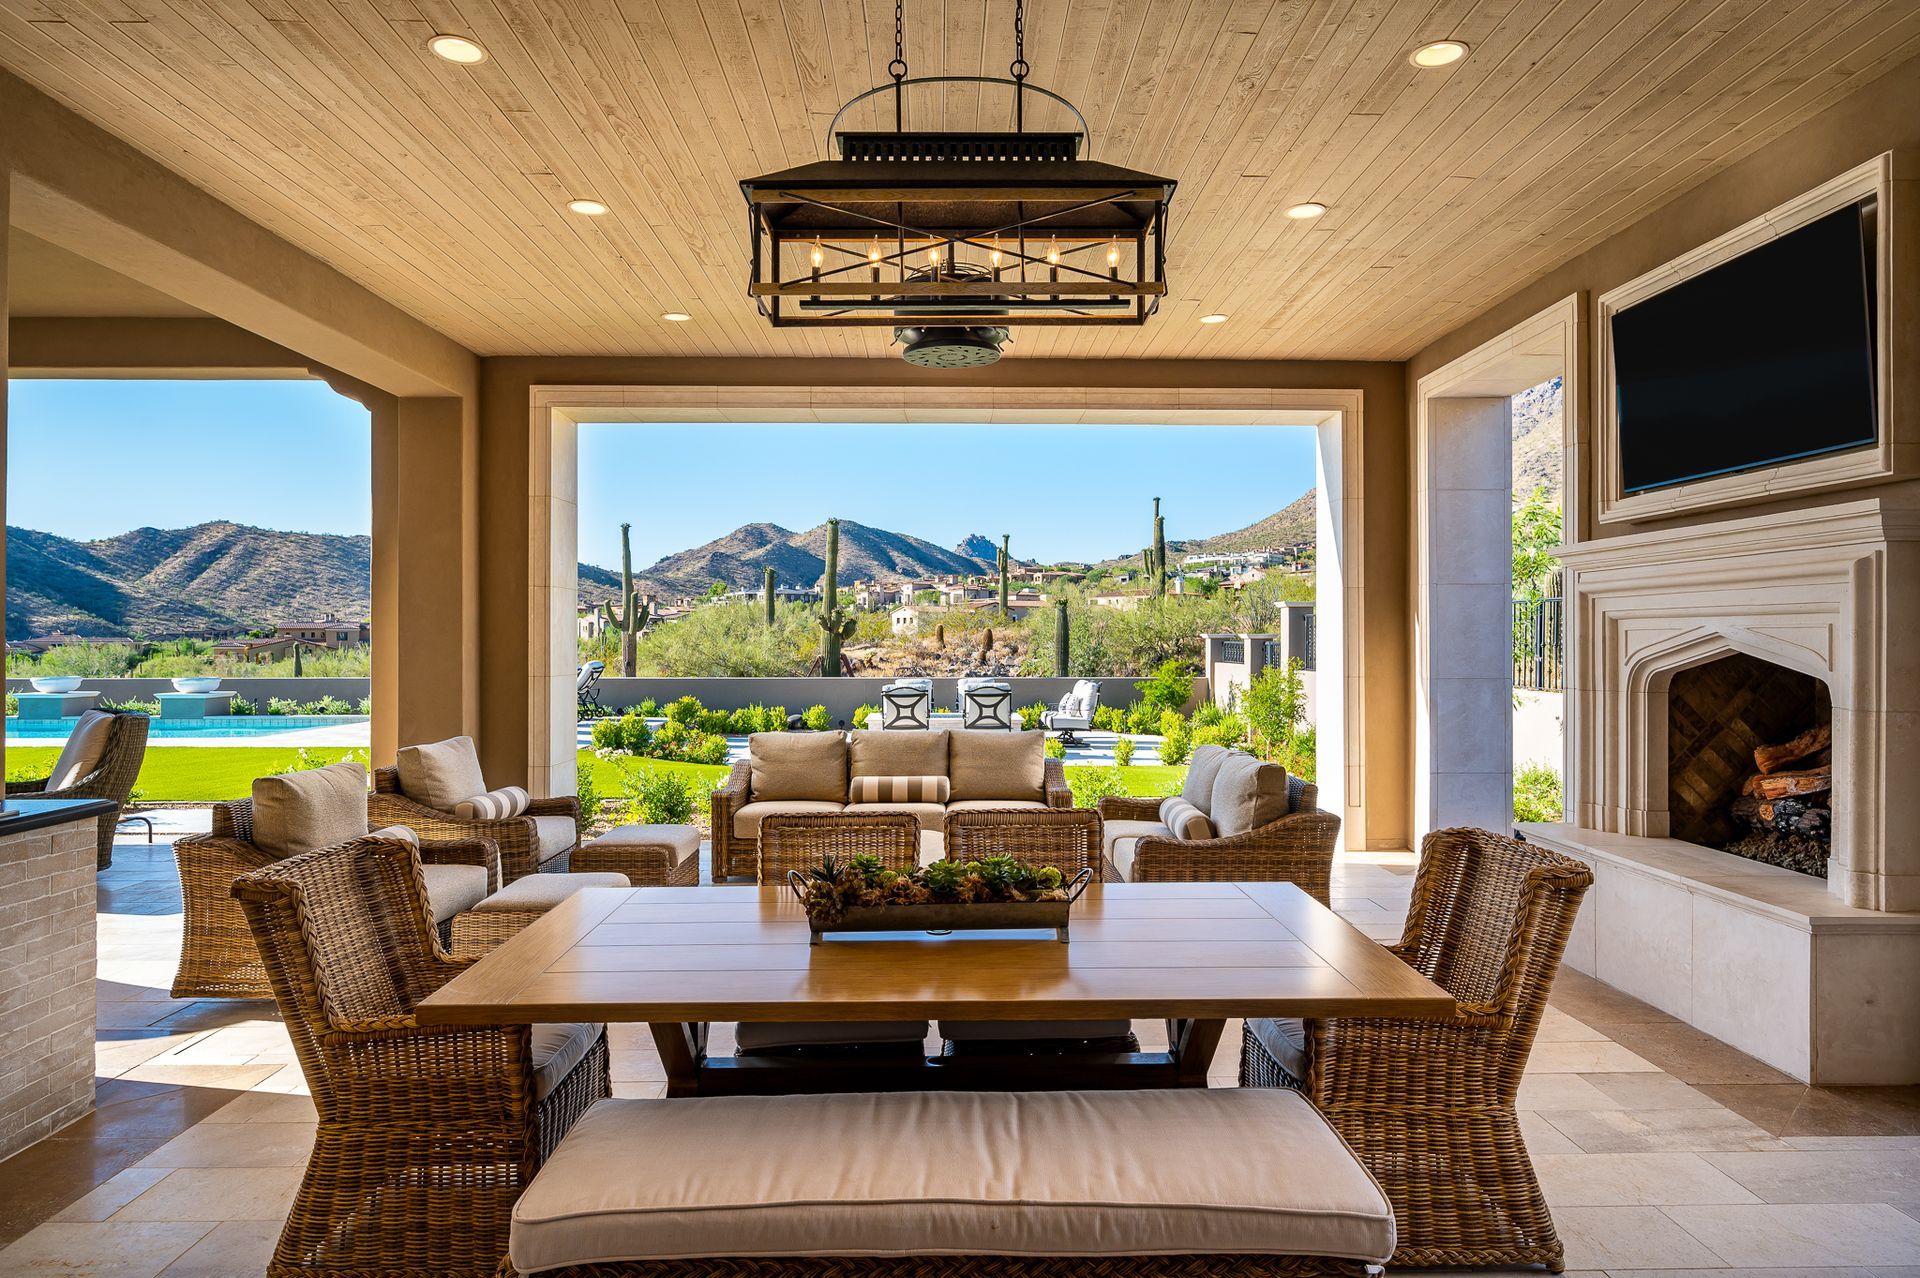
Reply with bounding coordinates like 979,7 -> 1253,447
1159,795 -> 1215,841
453,786 -> 531,820
848,774 -> 951,805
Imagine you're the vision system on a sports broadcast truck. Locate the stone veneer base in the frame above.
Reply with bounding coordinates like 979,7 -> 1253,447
1522,822 -> 1920,1085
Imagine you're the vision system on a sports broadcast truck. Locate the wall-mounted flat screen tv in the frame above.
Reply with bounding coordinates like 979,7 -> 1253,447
1613,200 -> 1878,494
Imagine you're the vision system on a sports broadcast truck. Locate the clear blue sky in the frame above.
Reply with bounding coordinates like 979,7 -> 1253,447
6,379 -> 371,540
580,421 -> 1317,571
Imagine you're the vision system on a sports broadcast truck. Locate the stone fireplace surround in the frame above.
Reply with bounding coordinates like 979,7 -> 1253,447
1523,495 -> 1920,1084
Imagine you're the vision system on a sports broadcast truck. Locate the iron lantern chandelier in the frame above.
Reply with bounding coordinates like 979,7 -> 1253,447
738,0 -> 1176,365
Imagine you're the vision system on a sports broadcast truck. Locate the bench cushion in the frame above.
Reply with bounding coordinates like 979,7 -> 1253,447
474,872 -> 629,911
732,800 -> 845,838
583,824 -> 699,862
531,1023 -> 603,1099
1248,1016 -> 1310,1080
1102,819 -> 1167,881
510,1089 -> 1394,1270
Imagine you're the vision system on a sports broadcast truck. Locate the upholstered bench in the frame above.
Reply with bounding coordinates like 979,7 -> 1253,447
573,824 -> 700,886
450,871 -> 630,959
498,1088 -> 1395,1278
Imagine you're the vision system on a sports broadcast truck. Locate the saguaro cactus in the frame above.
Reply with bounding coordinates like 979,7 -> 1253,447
1152,497 -> 1168,598
600,522 -> 652,677
1053,597 -> 1070,675
815,517 -> 856,677
763,566 -> 777,626
998,534 -> 1011,618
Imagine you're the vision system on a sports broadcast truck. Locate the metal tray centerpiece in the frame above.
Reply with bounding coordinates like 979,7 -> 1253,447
788,854 -> 1093,944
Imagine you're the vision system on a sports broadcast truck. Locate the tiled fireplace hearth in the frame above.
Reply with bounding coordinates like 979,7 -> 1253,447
1523,496 -> 1920,1085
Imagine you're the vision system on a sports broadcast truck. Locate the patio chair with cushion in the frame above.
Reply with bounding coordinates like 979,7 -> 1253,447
368,734 -> 581,882
170,761 -> 500,999
232,834 -> 608,1278
1239,826 -> 1594,1271
878,679 -> 933,730
958,678 -> 1015,730
1095,744 -> 1339,897
7,708 -> 150,869
1039,679 -> 1101,745
576,661 -> 605,715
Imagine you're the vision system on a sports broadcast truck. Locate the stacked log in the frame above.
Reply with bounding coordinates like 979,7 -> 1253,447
1727,722 -> 1831,877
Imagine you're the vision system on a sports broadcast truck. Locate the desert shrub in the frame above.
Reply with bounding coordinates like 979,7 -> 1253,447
1043,737 -> 1066,760
3,692 -> 16,717
228,695 -> 256,715
304,696 -> 353,716
852,703 -> 878,730
1067,765 -> 1126,810
590,717 -> 627,751
1243,660 -> 1308,755
637,698 -> 660,716
641,720 -> 728,766
1193,702 -> 1226,728
16,642 -> 140,678
1193,714 -> 1248,750
1112,736 -> 1135,767
265,697 -> 301,716
1134,659 -> 1193,718
1091,705 -> 1126,733
1018,702 -> 1047,731
618,763 -> 699,826
1158,712 -> 1193,765
1124,701 -> 1162,735
357,698 -> 372,715
576,764 -> 604,824
696,709 -> 732,735
802,704 -> 831,732
1513,760 -> 1563,823
663,695 -> 704,724
101,698 -> 161,715
727,707 -> 759,734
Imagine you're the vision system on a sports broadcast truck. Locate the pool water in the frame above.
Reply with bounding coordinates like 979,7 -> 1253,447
6,715 -> 368,740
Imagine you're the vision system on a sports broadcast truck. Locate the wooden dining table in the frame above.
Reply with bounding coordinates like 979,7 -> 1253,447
416,880 -> 1456,1096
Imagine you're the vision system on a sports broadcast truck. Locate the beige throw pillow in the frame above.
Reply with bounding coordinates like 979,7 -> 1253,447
253,762 -> 370,858
1179,743 -> 1233,814
1159,795 -> 1216,841
948,729 -> 1045,803
48,709 -> 116,790
395,736 -> 488,812
748,731 -> 848,803
849,729 -> 948,778
1208,752 -> 1291,838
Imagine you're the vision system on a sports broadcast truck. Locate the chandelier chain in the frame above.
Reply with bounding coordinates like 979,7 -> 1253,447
1010,0 -> 1028,80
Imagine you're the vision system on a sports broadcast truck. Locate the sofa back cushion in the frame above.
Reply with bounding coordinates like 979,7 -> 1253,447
749,731 -> 848,803
948,729 -> 1045,803
848,775 -> 951,805
1159,795 -> 1215,842
253,762 -> 370,858
48,709 -> 116,790
396,736 -> 488,812
1208,753 -> 1290,838
849,729 -> 948,780
1179,743 -> 1233,814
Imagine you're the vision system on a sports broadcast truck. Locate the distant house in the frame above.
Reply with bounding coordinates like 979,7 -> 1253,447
968,591 -> 1047,621
273,616 -> 370,648
11,633 -> 134,654
890,605 -> 930,635
213,636 -> 301,663
1090,593 -> 1145,611
941,583 -> 995,607
716,584 -> 819,607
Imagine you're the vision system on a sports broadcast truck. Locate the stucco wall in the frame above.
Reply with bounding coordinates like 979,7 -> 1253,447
589,675 -> 1205,726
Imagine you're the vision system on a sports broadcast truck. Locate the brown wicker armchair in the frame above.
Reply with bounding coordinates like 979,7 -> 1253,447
7,710 -> 149,868
1096,774 -> 1338,901
368,765 -> 580,882
171,799 -> 498,999
232,835 -> 609,1278
1239,827 -> 1594,1271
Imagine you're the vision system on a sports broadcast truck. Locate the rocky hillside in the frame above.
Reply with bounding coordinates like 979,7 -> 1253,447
1512,376 -> 1563,498
1183,490 -> 1316,554
631,520 -> 999,596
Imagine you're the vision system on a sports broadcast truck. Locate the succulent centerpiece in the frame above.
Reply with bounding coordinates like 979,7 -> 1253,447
789,853 -> 1091,944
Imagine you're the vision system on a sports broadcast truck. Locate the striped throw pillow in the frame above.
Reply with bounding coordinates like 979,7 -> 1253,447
1159,795 -> 1215,841
453,786 -> 531,820
848,774 -> 951,805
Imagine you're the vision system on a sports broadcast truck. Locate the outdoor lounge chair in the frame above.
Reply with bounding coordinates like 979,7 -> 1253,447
367,735 -> 581,882
1040,679 -> 1101,745
958,678 -> 1015,730
878,679 -> 933,730
576,660 -> 605,715
7,708 -> 150,868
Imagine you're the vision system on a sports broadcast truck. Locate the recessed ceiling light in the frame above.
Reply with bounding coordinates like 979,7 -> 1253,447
1199,313 -> 1229,325
1285,202 -> 1328,220
1408,40 -> 1469,68
661,311 -> 693,322
567,199 -> 609,216
426,34 -> 488,64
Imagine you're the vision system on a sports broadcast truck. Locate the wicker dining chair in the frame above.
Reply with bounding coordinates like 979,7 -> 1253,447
756,810 -> 920,882
1096,774 -> 1338,902
171,799 -> 497,999
232,835 -> 609,1278
368,765 -> 581,882
943,806 -> 1104,878
7,709 -> 150,868
1239,827 -> 1594,1272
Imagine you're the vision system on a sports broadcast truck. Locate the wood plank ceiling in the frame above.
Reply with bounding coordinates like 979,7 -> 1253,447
1,0 -> 1915,361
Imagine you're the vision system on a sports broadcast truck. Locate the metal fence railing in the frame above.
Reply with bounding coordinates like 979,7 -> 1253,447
1513,596 -> 1565,692
1218,637 -> 1245,663
1302,613 -> 1317,671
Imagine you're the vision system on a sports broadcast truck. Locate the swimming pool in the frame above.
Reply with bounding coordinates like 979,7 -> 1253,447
6,715 -> 369,740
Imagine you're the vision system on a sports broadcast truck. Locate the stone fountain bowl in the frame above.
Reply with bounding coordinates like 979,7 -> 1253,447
170,677 -> 223,694
28,676 -> 85,694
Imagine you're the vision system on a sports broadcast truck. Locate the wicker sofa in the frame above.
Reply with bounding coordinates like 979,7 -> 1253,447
711,728 -> 1071,880
1095,744 -> 1340,899
367,736 -> 580,882
7,708 -> 149,868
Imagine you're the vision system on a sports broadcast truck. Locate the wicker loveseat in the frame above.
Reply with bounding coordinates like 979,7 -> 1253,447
7,708 -> 149,868
1095,744 -> 1340,899
367,736 -> 581,882
711,728 -> 1071,880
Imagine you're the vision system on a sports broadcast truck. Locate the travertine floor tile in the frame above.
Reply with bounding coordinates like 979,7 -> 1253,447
49,1169 -> 174,1223
156,1219 -> 280,1277
197,1092 -> 316,1125
1528,1040 -> 1661,1074
1518,1072 -> 1619,1111
0,1220 -> 215,1278
134,1123 -> 315,1170
1665,1202 -> 1920,1267
1541,1106 -> 1788,1154
1702,1149 -> 1920,1204
1580,1070 -> 1723,1110
111,1168 -> 303,1222
1553,1204 -> 1727,1269
1534,1151 -> 1760,1206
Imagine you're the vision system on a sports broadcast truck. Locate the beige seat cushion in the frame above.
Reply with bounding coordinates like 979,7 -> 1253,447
1210,753 -> 1290,838
732,800 -> 845,838
396,736 -> 489,812
733,1021 -> 928,1051
252,762 -> 370,858
843,801 -> 946,834
48,709 -> 116,790
585,824 -> 699,863
1248,1017 -> 1310,1080
509,1089 -> 1395,1269
939,1020 -> 1133,1041
948,729 -> 1045,803
944,798 -> 1048,814
849,730 -> 947,779
1101,819 -> 1168,856
421,861 -> 490,924
531,1023 -> 603,1098
475,872 -> 629,911
533,815 -> 577,862
1179,743 -> 1235,814
748,732 -> 848,802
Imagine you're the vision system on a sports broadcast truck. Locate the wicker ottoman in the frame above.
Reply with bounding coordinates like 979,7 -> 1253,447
574,824 -> 701,887
450,870 -> 630,958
